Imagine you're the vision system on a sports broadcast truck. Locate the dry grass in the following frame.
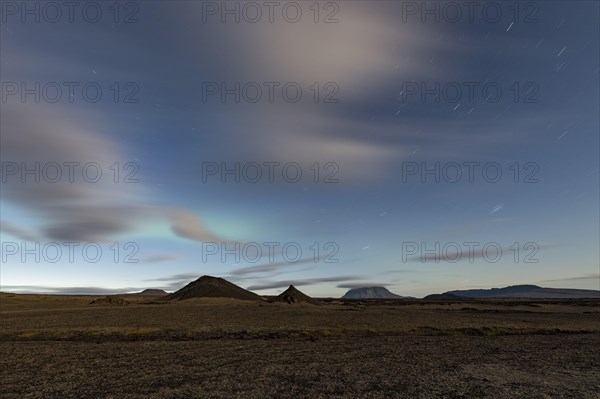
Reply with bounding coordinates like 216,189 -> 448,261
1,293 -> 599,398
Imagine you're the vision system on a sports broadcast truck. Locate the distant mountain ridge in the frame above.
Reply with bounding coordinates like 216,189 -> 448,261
445,285 -> 599,299
137,289 -> 168,296
342,287 -> 403,299
423,293 -> 463,300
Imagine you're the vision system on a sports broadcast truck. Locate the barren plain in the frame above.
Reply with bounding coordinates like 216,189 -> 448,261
1,293 -> 599,398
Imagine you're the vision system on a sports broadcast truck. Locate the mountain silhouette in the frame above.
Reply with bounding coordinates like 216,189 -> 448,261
137,289 -> 168,296
342,286 -> 403,299
445,285 -> 600,299
423,293 -> 463,300
164,276 -> 262,301
276,285 -> 320,304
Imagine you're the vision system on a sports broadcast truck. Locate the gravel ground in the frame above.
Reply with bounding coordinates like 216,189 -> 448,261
2,334 -> 599,399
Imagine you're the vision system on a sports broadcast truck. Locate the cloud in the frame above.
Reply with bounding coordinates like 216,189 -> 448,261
405,243 -> 559,263
0,220 -> 38,241
168,208 -> 232,243
170,3 -> 455,183
1,104 -> 237,244
1,104 -> 147,242
232,113 -> 404,182
540,274 -> 600,283
0,285 -> 143,295
145,273 -> 200,282
246,275 -> 362,291
337,282 -> 391,289
379,269 -> 418,275
228,256 -> 319,277
225,2 -> 448,86
143,272 -> 203,291
141,254 -> 182,264
147,271 -> 361,292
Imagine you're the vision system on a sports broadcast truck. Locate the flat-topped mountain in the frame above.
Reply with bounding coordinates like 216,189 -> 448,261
342,286 -> 403,299
164,275 -> 262,301
445,285 -> 600,299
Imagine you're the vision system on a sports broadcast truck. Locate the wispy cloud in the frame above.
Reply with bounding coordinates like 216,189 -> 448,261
1,104 -> 142,242
337,282 -> 392,289
406,243 -> 559,263
1,104 -> 238,245
540,274 -> 600,283
228,256 -> 319,277
168,208 -> 233,244
170,2 -> 456,183
0,220 -> 38,242
0,285 -> 143,295
145,273 -> 200,282
141,254 -> 182,264
247,276 -> 362,291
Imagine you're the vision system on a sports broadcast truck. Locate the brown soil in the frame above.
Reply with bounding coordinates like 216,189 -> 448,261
1,293 -> 598,398
88,296 -> 129,306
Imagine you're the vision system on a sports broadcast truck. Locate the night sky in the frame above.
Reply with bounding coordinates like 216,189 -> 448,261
1,1 -> 598,297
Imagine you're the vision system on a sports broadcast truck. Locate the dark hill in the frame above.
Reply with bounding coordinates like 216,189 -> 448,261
276,285 -> 320,304
446,285 -> 600,299
137,289 -> 168,296
423,293 -> 463,300
164,275 -> 262,301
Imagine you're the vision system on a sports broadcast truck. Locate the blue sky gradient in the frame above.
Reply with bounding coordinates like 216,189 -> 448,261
1,1 -> 598,297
